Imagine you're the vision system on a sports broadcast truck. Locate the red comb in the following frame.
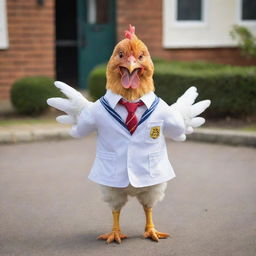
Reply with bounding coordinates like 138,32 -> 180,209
125,24 -> 136,39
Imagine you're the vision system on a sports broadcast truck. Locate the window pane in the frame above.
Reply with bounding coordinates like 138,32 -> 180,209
96,0 -> 109,24
177,0 -> 202,21
87,0 -> 96,24
87,0 -> 109,24
242,0 -> 256,20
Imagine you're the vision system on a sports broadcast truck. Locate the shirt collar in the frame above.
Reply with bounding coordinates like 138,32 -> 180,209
105,90 -> 156,109
104,90 -> 123,109
140,91 -> 156,109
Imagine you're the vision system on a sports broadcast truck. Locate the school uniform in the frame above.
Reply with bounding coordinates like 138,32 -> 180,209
71,89 -> 186,188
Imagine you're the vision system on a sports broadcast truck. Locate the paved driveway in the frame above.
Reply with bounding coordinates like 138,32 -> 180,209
0,136 -> 255,256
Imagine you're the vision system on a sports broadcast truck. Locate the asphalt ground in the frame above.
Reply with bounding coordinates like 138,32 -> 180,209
0,136 -> 255,256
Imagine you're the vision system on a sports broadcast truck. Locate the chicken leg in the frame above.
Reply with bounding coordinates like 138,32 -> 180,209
98,210 -> 127,244
143,207 -> 169,242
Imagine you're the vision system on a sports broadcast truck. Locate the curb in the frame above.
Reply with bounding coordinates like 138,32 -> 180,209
0,127 -> 255,148
188,128 -> 256,147
0,128 -> 70,144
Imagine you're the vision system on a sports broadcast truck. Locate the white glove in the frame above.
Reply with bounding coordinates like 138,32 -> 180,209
47,81 -> 92,125
170,86 -> 211,140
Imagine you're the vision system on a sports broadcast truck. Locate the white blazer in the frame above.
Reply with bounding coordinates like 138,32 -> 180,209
71,90 -> 186,188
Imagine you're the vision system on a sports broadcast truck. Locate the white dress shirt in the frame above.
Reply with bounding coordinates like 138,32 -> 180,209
104,89 -> 156,122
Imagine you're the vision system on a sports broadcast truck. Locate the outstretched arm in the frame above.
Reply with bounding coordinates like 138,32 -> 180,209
47,81 -> 96,137
164,87 -> 211,141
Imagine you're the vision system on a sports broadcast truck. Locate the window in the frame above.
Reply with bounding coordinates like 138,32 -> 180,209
177,0 -> 202,21
173,0 -> 206,26
241,0 -> 256,21
0,0 -> 8,49
163,0 -> 241,48
87,0 -> 109,24
163,0 -> 256,48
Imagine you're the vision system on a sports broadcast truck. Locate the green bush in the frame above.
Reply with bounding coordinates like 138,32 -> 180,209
11,76 -> 61,115
88,65 -> 107,100
88,61 -> 256,118
230,25 -> 256,58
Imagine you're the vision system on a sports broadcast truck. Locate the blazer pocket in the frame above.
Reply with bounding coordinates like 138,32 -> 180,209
96,151 -> 116,178
145,120 -> 164,143
149,150 -> 166,177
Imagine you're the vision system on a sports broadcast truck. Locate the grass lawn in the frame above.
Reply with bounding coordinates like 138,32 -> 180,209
241,126 -> 256,132
0,118 -> 56,126
0,115 -> 255,132
0,108 -> 60,127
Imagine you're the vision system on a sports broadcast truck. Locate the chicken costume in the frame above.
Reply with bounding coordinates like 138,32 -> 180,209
47,25 -> 211,243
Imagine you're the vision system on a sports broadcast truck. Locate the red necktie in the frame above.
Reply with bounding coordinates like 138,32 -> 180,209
119,99 -> 144,134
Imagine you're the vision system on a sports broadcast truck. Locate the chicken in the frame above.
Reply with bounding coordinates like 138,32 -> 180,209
47,24 -> 211,244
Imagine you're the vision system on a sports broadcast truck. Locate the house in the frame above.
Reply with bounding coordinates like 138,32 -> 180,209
0,0 -> 255,100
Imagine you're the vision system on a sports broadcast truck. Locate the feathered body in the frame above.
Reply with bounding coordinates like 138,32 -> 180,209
101,182 -> 167,211
47,24 -> 211,243
104,27 -> 166,212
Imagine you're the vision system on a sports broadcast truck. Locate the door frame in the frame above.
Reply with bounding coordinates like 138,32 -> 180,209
77,0 -> 116,89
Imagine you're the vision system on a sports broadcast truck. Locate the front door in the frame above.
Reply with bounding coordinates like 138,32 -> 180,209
78,0 -> 116,89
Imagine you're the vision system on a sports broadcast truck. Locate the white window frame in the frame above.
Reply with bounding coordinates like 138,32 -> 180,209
236,0 -> 256,26
0,0 -> 9,49
163,0 -> 242,49
172,0 -> 208,28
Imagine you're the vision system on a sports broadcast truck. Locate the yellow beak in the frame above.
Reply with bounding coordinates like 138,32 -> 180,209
127,62 -> 141,74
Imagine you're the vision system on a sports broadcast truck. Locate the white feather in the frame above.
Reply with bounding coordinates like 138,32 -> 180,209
190,100 -> 211,117
47,98 -> 72,113
189,117 -> 205,127
100,183 -> 167,211
56,115 -> 75,124
176,86 -> 198,105
186,126 -> 194,134
174,134 -> 186,141
170,86 -> 211,137
47,81 -> 92,125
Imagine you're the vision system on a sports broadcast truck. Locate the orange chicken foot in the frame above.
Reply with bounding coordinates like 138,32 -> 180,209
143,207 -> 170,242
98,210 -> 127,244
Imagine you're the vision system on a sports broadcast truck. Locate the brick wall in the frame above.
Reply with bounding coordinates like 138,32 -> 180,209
0,0 -> 55,100
1,0 -> 255,100
117,0 -> 256,66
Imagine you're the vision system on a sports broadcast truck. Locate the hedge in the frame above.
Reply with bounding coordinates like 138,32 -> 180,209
11,76 -> 62,115
88,61 -> 256,118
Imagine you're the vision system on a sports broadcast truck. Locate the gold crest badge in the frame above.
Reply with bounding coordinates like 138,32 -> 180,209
150,126 -> 160,139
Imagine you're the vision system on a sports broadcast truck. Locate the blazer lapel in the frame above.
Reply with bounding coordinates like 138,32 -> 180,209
100,97 -> 129,133
100,95 -> 160,134
138,96 -> 159,126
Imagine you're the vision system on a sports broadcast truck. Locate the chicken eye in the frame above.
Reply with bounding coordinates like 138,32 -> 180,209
119,51 -> 124,58
139,54 -> 143,61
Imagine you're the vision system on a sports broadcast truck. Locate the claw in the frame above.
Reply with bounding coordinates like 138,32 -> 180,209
114,232 -> 121,244
106,233 -> 114,244
98,231 -> 127,244
143,228 -> 170,242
